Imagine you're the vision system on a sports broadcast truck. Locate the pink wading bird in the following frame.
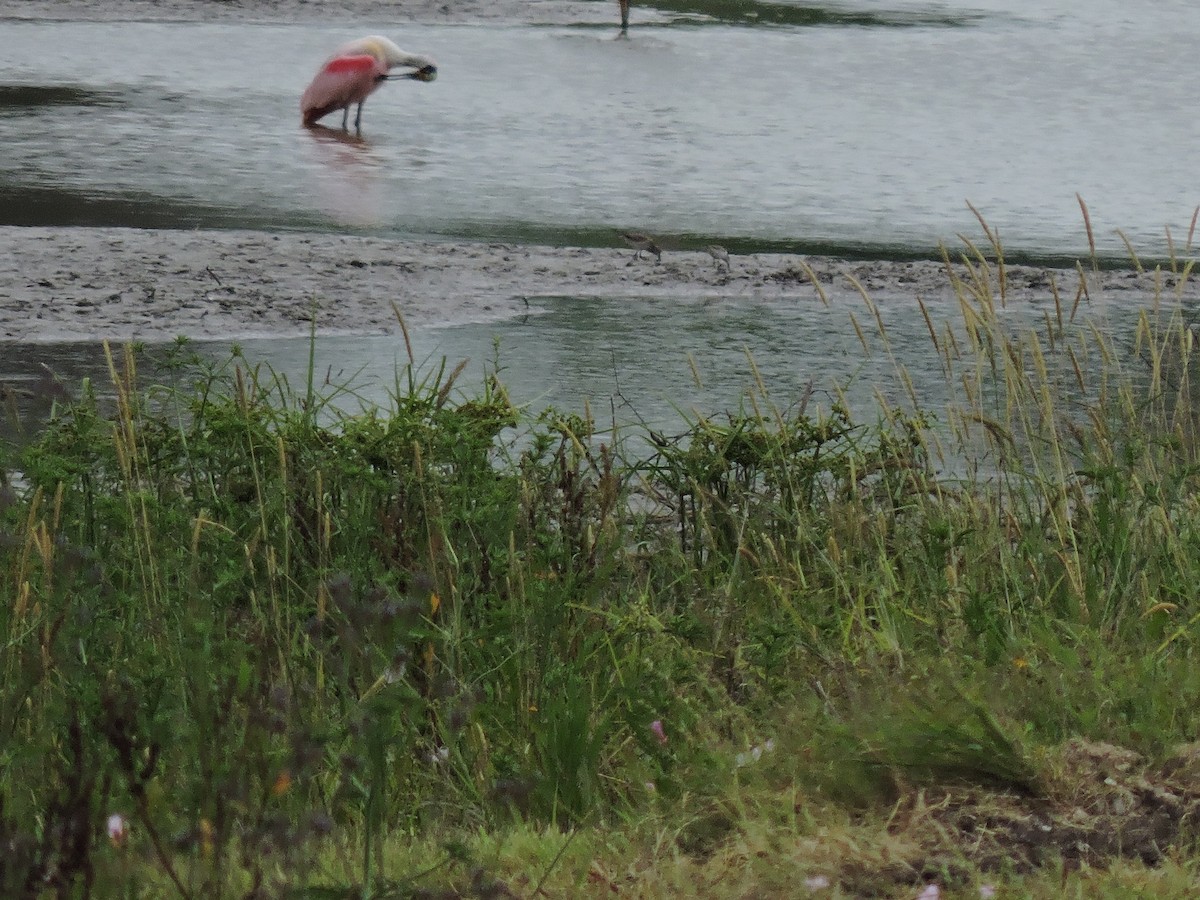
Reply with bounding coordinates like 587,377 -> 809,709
301,35 -> 437,132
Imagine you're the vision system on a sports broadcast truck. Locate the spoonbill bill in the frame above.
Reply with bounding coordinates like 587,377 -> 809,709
301,35 -> 437,131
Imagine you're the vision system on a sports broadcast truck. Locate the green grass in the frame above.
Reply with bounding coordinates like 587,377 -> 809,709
5,226 -> 1200,897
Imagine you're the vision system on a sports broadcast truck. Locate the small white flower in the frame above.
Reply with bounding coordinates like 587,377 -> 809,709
736,738 -> 777,769
803,874 -> 831,891
978,885 -> 997,899
916,886 -> 940,900
107,813 -> 128,848
427,746 -> 450,765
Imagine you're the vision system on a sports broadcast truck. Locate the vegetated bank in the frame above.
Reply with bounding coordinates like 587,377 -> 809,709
5,246 -> 1200,898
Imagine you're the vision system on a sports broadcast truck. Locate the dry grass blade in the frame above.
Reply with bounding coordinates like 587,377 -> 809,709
917,298 -> 941,355
1076,193 -> 1096,256
1067,344 -> 1085,393
847,310 -> 870,355
966,200 -> 998,248
843,271 -> 885,338
1116,229 -> 1143,273
797,260 -> 831,308
436,358 -> 470,409
391,301 -> 415,365
1071,264 -> 1088,321
967,200 -> 1007,306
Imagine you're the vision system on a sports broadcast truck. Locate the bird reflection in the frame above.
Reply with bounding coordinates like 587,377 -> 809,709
305,123 -> 372,149
304,125 -> 388,226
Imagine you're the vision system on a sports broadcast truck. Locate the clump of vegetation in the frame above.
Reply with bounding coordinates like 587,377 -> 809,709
5,219 -> 1200,897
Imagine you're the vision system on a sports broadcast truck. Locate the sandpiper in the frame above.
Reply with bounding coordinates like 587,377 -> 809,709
621,232 -> 662,262
706,244 -> 731,272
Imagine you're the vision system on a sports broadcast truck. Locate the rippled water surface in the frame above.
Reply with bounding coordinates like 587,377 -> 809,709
3,1 -> 1199,257
0,288 -> 1156,469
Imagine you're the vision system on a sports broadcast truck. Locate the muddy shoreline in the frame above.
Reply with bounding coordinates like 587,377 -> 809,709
0,225 -> 1184,344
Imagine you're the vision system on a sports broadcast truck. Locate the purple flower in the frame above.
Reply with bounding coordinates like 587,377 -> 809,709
650,719 -> 668,746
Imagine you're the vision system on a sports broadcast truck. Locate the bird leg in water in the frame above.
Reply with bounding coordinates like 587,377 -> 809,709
619,0 -> 630,34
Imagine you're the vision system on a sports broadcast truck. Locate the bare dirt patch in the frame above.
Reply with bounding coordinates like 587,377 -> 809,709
835,740 -> 1200,896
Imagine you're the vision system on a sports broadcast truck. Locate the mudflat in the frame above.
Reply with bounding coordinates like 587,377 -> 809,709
0,225 -> 1185,343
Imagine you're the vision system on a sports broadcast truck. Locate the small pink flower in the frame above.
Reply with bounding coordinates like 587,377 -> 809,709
978,886 -> 997,900
107,813 -> 128,848
916,886 -> 940,900
650,719 -> 668,746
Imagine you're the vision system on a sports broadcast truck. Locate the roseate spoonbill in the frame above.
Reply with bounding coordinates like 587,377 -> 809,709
301,35 -> 437,131
621,232 -> 662,262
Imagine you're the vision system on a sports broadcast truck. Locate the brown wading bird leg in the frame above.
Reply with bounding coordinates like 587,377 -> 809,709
619,0 -> 630,35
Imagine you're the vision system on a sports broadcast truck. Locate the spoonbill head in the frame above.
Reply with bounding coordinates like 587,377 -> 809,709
301,35 -> 437,131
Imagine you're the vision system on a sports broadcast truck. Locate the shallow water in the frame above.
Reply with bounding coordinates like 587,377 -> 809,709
2,2 -> 1199,259
0,288 -> 1160,478
1,1 -> 1197,441
0,298 -> 883,447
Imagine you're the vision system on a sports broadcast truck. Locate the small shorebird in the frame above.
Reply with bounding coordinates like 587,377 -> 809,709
621,232 -> 662,262
706,244 -> 731,272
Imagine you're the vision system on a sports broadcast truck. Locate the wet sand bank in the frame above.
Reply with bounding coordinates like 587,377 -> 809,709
0,225 -> 1182,344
